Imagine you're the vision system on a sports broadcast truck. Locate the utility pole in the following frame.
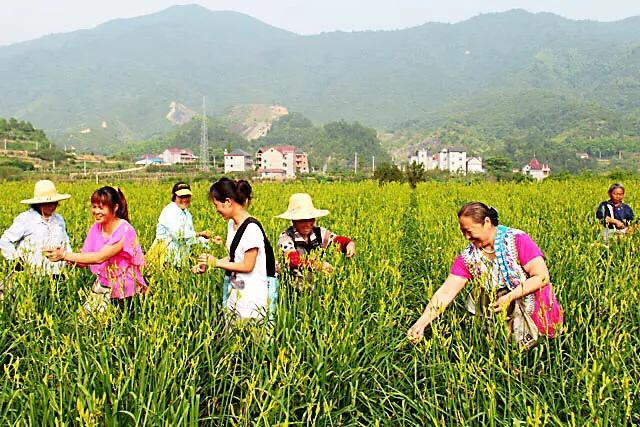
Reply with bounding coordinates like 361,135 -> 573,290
354,152 -> 358,175
200,96 -> 210,172
83,160 -> 87,175
372,156 -> 375,173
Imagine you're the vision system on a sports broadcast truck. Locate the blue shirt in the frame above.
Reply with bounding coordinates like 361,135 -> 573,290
596,201 -> 635,229
155,202 -> 198,265
0,209 -> 72,274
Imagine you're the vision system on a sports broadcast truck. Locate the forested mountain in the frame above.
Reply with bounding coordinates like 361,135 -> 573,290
1,4 -> 640,152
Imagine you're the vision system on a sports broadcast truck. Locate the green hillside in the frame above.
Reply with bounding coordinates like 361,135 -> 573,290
1,5 -> 640,151
122,113 -> 389,171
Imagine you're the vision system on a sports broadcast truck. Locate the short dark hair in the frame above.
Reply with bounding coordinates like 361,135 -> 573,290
457,202 -> 499,226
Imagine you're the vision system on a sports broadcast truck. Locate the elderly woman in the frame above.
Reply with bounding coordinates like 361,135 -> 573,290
0,180 -> 72,275
276,193 -> 355,283
152,182 -> 213,267
408,202 -> 563,348
596,183 -> 634,240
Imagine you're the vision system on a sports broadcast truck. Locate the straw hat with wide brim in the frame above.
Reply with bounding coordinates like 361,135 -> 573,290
276,193 -> 329,220
20,180 -> 71,204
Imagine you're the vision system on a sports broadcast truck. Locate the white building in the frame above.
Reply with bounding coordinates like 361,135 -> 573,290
161,148 -> 197,165
466,157 -> 484,173
408,147 -> 481,174
256,146 -> 309,179
439,148 -> 467,173
522,157 -> 551,181
224,149 -> 254,173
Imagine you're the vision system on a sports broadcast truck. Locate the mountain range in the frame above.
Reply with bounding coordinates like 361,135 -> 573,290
1,4 -> 640,155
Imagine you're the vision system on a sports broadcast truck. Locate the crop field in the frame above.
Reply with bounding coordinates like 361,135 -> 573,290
0,179 -> 638,425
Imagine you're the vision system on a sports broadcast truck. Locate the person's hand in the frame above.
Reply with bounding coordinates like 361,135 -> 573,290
191,264 -> 207,274
320,261 -> 334,274
492,291 -> 513,313
407,320 -> 427,344
44,247 -> 65,262
345,241 -> 356,258
197,254 -> 218,268
197,230 -> 212,239
615,219 -> 626,229
211,236 -> 224,245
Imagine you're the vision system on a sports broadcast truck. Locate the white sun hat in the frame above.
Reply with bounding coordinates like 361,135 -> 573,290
276,193 -> 329,220
20,180 -> 71,204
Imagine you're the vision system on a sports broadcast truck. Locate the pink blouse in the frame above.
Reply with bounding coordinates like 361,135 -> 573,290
450,233 -> 563,337
81,220 -> 146,299
451,233 -> 543,278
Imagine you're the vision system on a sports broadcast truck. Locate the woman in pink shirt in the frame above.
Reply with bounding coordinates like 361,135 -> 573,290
407,202 -> 563,347
46,186 -> 146,310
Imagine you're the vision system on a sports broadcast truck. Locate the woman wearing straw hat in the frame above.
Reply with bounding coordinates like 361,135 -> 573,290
276,193 -> 355,286
0,180 -> 72,275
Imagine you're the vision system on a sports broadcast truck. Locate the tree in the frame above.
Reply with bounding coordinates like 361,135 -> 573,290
406,162 -> 426,189
485,156 -> 513,175
374,163 -> 403,184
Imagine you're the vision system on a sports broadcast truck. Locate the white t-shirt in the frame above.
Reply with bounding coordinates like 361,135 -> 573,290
225,219 -> 268,319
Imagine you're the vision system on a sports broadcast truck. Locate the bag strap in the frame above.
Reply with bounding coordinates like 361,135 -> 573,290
228,217 -> 276,277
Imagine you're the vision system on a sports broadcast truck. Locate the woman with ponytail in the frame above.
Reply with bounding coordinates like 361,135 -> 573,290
46,186 -> 146,311
407,202 -> 563,348
193,178 -> 277,322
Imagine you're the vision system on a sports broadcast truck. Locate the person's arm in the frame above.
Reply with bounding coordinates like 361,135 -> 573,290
156,208 -> 177,242
407,274 -> 468,343
492,256 -> 549,312
0,215 -> 27,260
597,202 -> 625,228
45,239 -> 124,265
325,228 -> 356,258
200,248 -> 258,273
333,236 -> 356,258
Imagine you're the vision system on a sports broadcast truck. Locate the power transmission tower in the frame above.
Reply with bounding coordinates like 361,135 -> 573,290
200,96 -> 210,171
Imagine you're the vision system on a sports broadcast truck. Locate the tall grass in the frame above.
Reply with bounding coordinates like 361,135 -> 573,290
0,179 -> 637,425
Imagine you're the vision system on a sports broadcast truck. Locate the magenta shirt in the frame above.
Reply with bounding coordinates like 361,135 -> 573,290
451,233 -> 543,278
81,220 -> 147,299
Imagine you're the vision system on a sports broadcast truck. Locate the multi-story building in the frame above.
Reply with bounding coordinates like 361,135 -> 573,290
408,147 -> 481,174
256,146 -> 309,179
160,148 -> 197,165
223,149 -> 254,173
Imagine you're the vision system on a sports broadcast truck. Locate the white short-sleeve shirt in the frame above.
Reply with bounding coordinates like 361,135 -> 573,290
225,219 -> 268,319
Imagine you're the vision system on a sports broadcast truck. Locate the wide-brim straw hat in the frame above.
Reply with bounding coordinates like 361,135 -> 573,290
20,180 -> 71,204
276,193 -> 329,220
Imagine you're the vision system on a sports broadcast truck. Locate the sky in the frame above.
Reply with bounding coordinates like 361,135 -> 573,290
1,0 -> 640,46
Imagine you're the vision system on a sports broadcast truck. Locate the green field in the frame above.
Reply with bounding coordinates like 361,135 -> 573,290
0,179 -> 638,425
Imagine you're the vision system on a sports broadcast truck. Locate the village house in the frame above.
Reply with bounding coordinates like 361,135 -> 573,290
135,154 -> 163,166
408,147 -> 482,174
160,148 -> 198,165
223,149 -> 254,173
522,157 -> 551,181
256,146 -> 309,179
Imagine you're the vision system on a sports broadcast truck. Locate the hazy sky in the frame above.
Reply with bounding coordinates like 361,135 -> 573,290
2,0 -> 640,46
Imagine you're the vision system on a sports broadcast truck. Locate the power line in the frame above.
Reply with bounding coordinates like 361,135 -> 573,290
200,96 -> 209,171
